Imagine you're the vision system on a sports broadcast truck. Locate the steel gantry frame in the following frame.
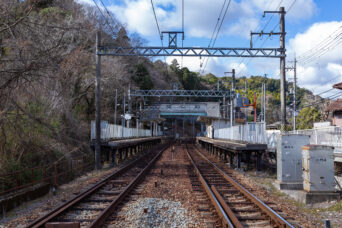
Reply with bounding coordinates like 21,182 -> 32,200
94,7 -> 288,169
131,89 -> 233,98
97,46 -> 284,58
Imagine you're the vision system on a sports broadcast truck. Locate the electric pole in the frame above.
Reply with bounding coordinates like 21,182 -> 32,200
114,89 -> 117,125
95,31 -> 101,170
293,58 -> 297,131
261,83 -> 266,124
225,69 -> 236,126
128,85 -> 131,128
287,57 -> 297,130
253,7 -> 287,130
279,7 -> 286,131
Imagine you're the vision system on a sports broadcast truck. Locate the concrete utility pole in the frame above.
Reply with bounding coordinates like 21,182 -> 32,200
114,89 -> 117,125
264,83 -> 266,123
127,85 -> 131,128
122,94 -> 125,137
255,7 -> 286,130
225,69 -> 236,126
293,58 -> 297,131
279,7 -> 286,131
95,31 -> 102,170
223,95 -> 226,118
232,69 -> 235,125
232,69 -> 236,91
286,56 -> 297,130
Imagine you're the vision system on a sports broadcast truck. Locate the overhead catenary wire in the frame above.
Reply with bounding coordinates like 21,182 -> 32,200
199,0 -> 227,71
99,0 -> 120,31
201,0 -> 232,74
150,0 -> 162,38
150,0 -> 167,66
92,0 -> 117,37
236,0 -> 288,76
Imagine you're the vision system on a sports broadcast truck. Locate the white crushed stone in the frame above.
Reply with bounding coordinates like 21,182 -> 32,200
111,198 -> 196,228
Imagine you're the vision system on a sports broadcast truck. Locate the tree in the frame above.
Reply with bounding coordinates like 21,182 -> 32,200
133,63 -> 154,90
170,59 -> 180,73
296,107 -> 321,129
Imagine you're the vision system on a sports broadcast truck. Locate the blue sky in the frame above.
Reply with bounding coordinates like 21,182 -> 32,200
78,0 -> 342,98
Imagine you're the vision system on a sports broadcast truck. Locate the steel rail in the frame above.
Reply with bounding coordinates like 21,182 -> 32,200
185,144 -> 234,228
27,144 -> 169,228
211,185 -> 243,228
193,145 -> 294,228
89,144 -> 168,227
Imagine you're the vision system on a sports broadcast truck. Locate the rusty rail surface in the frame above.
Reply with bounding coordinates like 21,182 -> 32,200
27,143 -> 169,228
186,144 -> 294,228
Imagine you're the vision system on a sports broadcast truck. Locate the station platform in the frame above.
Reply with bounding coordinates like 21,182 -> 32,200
92,137 -> 171,165
196,137 -> 267,171
107,137 -> 163,149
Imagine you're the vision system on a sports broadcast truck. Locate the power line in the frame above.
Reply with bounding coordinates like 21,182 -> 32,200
236,0 -> 288,76
301,92 -> 342,108
299,34 -> 342,66
315,88 -> 335,96
309,74 -> 342,92
150,0 -> 168,72
201,0 -> 232,74
150,0 -> 161,38
287,0 -> 297,12
199,0 -> 227,71
297,26 -> 342,61
100,0 -> 120,30
92,0 -> 117,37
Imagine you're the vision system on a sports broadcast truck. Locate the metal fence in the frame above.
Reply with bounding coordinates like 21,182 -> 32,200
91,121 -> 153,140
266,130 -> 281,150
266,127 -> 342,152
293,127 -> 342,148
213,122 -> 266,144
0,156 -> 93,196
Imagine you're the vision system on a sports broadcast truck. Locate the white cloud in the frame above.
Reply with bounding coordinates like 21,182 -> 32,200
288,21 -> 342,97
164,56 -> 251,77
105,0 -> 316,39
75,0 -> 94,6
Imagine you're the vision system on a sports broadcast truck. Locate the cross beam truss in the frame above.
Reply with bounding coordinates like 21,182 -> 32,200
131,90 -> 232,97
98,46 -> 285,58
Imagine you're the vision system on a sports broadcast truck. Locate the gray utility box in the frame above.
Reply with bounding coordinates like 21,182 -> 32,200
303,145 -> 335,192
277,134 -> 310,183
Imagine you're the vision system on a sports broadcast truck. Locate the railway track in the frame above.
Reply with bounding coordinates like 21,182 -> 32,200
185,144 -> 294,228
27,143 -> 169,228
